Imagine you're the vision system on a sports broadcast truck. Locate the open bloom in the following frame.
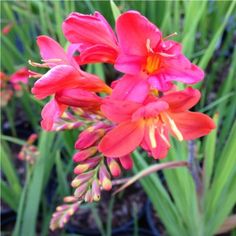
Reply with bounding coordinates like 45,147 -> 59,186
31,36 -> 111,130
114,11 -> 204,91
99,88 -> 215,159
63,11 -> 118,64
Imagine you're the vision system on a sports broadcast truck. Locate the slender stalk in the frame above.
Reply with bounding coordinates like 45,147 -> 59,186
187,140 -> 203,197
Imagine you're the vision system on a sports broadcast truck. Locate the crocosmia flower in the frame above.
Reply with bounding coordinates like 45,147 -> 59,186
31,35 -> 111,130
115,11 -> 204,91
30,9 -> 216,231
10,67 -> 29,91
63,11 -> 119,64
99,88 -> 215,159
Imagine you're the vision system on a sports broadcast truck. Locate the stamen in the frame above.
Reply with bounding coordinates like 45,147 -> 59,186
41,58 -> 63,63
28,70 -> 43,78
28,60 -> 49,68
163,32 -> 178,41
165,113 -> 183,141
149,124 -> 157,148
146,39 -> 154,53
160,126 -> 171,147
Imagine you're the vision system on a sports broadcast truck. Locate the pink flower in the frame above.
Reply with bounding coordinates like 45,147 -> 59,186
10,67 -> 29,91
31,36 -> 111,130
98,88 -> 215,159
32,35 -> 111,99
63,11 -> 119,64
115,11 -> 204,91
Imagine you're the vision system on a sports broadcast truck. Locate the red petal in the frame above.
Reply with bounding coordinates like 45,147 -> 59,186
159,55 -> 204,84
119,155 -> 133,170
101,99 -> 141,123
56,88 -> 102,111
78,45 -> 118,64
115,54 -> 145,74
63,11 -> 117,49
98,121 -> 145,157
161,87 -> 201,112
111,74 -> 149,103
116,11 -> 162,56
37,36 -> 68,66
32,65 -> 110,99
171,111 -> 216,140
41,99 -> 67,131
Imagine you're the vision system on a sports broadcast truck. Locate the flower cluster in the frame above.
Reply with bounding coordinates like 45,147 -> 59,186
0,68 -> 29,106
18,134 -> 39,165
30,11 -> 215,230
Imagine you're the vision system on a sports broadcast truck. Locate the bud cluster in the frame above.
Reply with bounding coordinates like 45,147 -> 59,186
18,134 -> 39,165
50,196 -> 81,230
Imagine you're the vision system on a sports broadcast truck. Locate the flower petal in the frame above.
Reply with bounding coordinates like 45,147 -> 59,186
32,65 -> 110,99
115,54 -> 145,74
37,36 -> 69,66
98,121 -> 145,157
160,55 -> 204,84
10,67 -> 29,90
119,155 -> 133,170
171,111 -> 215,140
41,99 -> 67,131
63,11 -> 117,49
56,88 -> 102,111
78,44 -> 118,64
101,99 -> 141,123
148,75 -> 173,91
116,11 -> 162,56
161,87 -> 201,112
111,75 -> 149,103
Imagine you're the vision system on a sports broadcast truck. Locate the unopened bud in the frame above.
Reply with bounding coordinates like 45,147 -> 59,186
63,196 -> 77,203
74,182 -> 88,199
73,156 -> 101,175
84,189 -> 93,203
75,128 -> 105,150
107,158 -> 121,177
99,164 -> 112,191
119,155 -> 133,170
92,179 -> 101,201
71,171 -> 93,188
73,146 -> 97,162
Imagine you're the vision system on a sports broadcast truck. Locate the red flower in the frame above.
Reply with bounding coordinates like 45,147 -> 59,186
63,11 -> 119,64
10,67 -> 29,91
115,11 -> 204,91
31,36 -> 111,130
98,88 -> 215,159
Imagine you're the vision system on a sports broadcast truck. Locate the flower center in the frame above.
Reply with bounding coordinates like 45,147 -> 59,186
145,54 -> 161,75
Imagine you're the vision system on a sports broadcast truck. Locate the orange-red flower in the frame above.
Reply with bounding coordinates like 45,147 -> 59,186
99,88 -> 215,159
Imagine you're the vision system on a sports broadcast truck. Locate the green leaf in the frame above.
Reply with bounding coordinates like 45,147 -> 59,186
203,113 -> 219,190
110,0 -> 121,21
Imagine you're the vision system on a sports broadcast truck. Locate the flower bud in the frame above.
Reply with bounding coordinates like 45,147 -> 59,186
71,171 -> 93,188
63,196 -> 77,203
27,134 -> 38,145
119,155 -> 133,170
107,158 -> 121,177
99,164 -> 112,191
75,128 -> 105,149
74,182 -> 88,199
92,179 -> 101,201
84,189 -> 93,203
73,146 -> 97,162
73,156 -> 101,174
